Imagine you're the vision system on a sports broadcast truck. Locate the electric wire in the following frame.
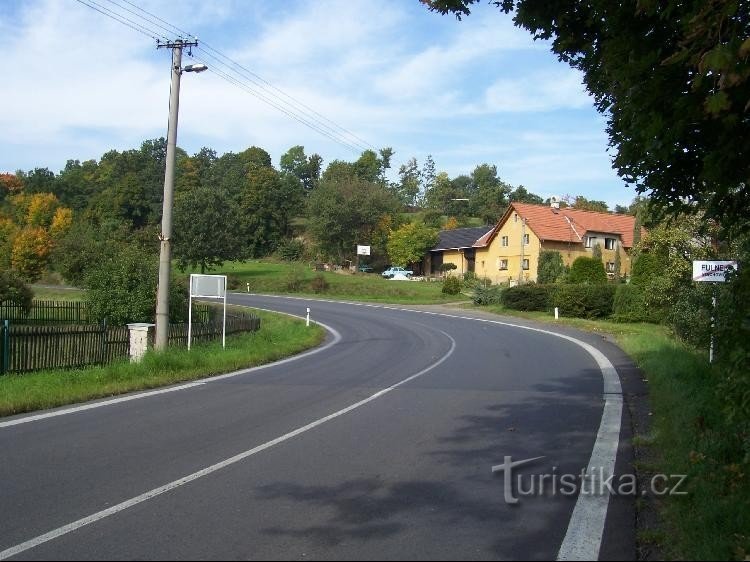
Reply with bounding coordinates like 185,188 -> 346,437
111,0 -> 375,151
78,0 -> 375,154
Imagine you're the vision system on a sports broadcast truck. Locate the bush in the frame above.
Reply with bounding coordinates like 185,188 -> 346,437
568,256 -> 608,285
501,283 -> 555,311
277,238 -> 305,262
442,276 -> 462,295
84,245 -> 188,324
310,274 -> 329,294
285,265 -> 306,292
472,284 -> 503,306
612,284 -> 661,323
551,284 -> 616,318
630,251 -> 662,287
0,269 -> 33,313
669,284 -> 713,348
439,263 -> 457,273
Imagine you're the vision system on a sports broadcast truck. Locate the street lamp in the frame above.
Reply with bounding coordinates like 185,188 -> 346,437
154,40 -> 206,350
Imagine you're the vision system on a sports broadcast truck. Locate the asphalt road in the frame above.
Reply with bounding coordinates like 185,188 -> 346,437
0,295 -> 635,560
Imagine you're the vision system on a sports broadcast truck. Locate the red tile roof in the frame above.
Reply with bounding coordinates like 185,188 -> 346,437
475,203 -> 643,249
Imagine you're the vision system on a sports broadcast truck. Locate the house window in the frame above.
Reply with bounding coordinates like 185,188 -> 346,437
514,213 -> 518,223
523,233 -> 530,245
498,259 -> 508,270
522,258 -> 529,270
605,238 -> 616,250
606,262 -> 616,273
585,236 -> 594,248
501,236 -> 509,247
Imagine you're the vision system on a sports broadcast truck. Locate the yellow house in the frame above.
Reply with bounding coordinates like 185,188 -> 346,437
472,202 -> 642,284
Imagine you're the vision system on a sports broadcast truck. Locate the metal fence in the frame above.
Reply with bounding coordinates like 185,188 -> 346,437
0,309 -> 260,375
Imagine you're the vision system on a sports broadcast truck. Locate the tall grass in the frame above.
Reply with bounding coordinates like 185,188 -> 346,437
0,309 -> 325,417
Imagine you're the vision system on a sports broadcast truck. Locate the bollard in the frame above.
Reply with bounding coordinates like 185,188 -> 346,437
306,307 -> 310,327
554,307 -> 559,320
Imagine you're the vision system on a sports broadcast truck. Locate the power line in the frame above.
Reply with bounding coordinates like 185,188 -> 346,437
73,0 -> 162,40
85,0 -> 376,154
110,0 -> 374,150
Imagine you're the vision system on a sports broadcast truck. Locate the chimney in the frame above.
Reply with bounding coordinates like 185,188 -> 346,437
550,195 -> 560,212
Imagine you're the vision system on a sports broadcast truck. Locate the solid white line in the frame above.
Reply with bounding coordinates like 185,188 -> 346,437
0,330 -> 456,560
0,309 -> 341,430
241,294 -> 623,560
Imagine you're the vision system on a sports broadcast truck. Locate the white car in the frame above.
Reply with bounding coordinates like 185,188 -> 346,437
382,266 -> 413,279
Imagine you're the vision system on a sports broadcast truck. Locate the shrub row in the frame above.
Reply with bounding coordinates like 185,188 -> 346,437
499,282 -> 617,319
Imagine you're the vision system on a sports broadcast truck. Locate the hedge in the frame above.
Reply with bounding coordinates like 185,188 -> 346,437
612,284 -> 661,323
551,284 -> 616,319
501,284 -> 555,311
568,256 -> 608,285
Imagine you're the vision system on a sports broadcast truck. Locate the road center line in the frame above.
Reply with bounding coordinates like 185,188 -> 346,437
239,294 -> 623,561
0,330 -> 456,560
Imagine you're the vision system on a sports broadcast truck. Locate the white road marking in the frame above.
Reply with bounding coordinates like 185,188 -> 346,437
0,330 -> 456,560
0,309 -> 341,430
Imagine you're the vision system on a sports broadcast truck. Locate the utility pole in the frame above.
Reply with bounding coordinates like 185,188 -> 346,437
154,39 -> 199,350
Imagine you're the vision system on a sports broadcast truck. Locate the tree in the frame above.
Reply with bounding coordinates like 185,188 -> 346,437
84,244 -> 187,324
592,242 -> 603,262
397,157 -> 422,207
509,185 -> 543,204
0,270 -> 32,313
11,227 -> 53,282
422,0 -> 750,235
570,195 -> 609,213
0,218 -> 18,270
0,173 -> 24,202
387,222 -> 439,268
307,174 -> 401,262
240,166 -> 303,258
280,145 -> 322,193
173,186 -> 243,273
469,164 -> 510,224
537,250 -> 566,283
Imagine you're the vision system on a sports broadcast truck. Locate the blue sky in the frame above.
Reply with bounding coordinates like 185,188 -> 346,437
0,0 -> 638,207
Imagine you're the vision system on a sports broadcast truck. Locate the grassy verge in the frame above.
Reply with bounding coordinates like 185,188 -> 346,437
191,260 -> 468,304
30,285 -> 87,301
0,308 -> 326,418
472,303 -> 749,560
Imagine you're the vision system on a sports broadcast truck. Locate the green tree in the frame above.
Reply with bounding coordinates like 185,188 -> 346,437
509,185 -> 544,204
592,242 -> 603,262
240,166 -> 303,258
397,157 -> 422,207
469,164 -> 510,224
0,270 -> 32,313
423,0 -> 750,236
307,174 -> 401,262
173,186 -> 243,273
84,244 -> 187,324
387,222 -> 439,268
537,250 -> 566,283
280,145 -> 322,193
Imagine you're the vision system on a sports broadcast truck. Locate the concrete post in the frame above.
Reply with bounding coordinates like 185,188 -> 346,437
128,323 -> 155,363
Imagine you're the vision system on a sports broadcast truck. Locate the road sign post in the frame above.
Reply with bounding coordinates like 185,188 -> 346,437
692,260 -> 738,363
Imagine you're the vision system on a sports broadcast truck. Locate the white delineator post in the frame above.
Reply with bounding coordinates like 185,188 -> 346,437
128,323 -> 155,363
306,308 -> 310,327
